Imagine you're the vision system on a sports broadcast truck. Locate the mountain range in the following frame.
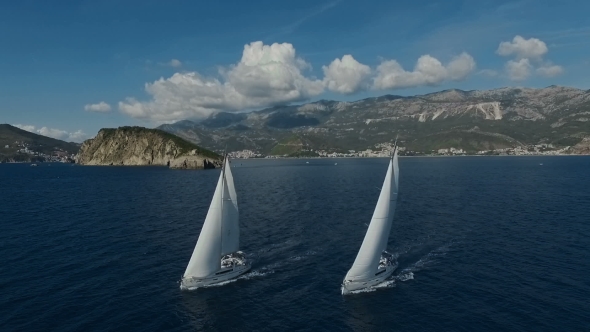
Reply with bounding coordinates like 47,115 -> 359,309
157,86 -> 590,155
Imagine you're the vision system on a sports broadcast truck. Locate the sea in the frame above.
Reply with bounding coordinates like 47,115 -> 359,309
1,156 -> 589,331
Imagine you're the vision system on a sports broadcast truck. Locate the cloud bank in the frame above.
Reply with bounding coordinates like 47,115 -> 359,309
13,124 -> 87,143
119,41 -> 477,123
373,52 -> 476,90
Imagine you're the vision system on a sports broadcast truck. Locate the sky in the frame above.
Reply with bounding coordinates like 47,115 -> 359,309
2,0 -> 590,142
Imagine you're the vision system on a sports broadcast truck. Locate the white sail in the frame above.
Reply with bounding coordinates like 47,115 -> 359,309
344,148 -> 399,281
221,157 -> 240,255
183,169 -> 224,278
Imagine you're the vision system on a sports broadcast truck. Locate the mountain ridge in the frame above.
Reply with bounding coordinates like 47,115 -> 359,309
157,85 -> 589,155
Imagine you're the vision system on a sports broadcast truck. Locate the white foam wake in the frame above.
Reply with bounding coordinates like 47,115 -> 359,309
347,279 -> 396,295
393,241 -> 454,282
288,250 -> 317,262
395,271 -> 414,282
239,269 -> 274,279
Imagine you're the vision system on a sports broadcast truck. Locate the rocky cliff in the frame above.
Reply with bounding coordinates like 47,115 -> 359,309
571,137 -> 590,155
77,126 -> 221,169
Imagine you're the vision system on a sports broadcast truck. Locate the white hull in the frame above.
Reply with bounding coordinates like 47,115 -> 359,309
341,261 -> 398,295
180,261 -> 251,290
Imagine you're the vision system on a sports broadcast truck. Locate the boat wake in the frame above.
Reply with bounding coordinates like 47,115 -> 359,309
347,279 -> 396,295
288,250 -> 317,262
393,241 -> 455,283
184,268 -> 275,290
395,271 -> 414,281
245,249 -> 318,277
212,243 -> 306,284
240,269 -> 274,280
346,242 -> 454,294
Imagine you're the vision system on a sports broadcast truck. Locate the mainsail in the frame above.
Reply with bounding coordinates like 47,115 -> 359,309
183,168 -> 224,278
221,157 -> 240,255
344,147 -> 399,281
183,156 -> 240,278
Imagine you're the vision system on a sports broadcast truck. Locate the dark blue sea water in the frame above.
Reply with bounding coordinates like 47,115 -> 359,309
1,157 -> 589,331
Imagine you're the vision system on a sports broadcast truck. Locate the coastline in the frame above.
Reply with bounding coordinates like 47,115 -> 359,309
3,153 -> 587,166
255,153 -> 589,160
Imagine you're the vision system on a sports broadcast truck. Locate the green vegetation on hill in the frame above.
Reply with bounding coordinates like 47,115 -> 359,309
269,135 -> 305,155
406,131 -> 514,153
289,150 -> 320,157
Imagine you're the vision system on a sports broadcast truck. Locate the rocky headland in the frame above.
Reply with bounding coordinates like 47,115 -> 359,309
76,126 -> 221,169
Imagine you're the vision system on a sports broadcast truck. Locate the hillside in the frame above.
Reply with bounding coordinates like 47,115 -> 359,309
158,86 -> 590,155
77,126 -> 221,169
0,124 -> 80,162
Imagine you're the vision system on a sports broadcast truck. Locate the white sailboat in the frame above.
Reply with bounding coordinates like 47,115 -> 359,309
341,144 -> 399,295
180,156 -> 251,290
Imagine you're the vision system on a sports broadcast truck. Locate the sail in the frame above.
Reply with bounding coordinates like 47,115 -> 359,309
221,157 -> 240,255
183,170 -> 224,278
344,148 -> 399,281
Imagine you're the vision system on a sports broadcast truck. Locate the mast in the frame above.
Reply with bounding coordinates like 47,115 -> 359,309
220,154 -> 240,255
219,154 -> 226,257
392,134 -> 398,159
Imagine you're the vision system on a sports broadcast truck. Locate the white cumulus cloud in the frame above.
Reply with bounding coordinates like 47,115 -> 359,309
497,35 -> 548,60
373,53 -> 476,90
13,124 -> 36,132
536,63 -> 564,77
446,53 -> 477,81
505,58 -> 532,81
496,35 -> 563,81
119,42 -> 479,123
119,41 -> 324,123
13,124 -> 88,143
67,130 -> 87,142
84,101 -> 111,112
37,127 -> 69,140
322,55 -> 372,94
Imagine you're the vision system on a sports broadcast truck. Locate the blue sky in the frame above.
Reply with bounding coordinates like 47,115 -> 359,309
2,0 -> 590,142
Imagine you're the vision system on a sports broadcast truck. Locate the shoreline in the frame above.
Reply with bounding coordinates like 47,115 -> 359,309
3,154 -> 587,166
250,154 -> 590,160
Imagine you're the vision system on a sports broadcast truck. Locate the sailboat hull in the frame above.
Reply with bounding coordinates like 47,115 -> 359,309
341,262 -> 398,295
180,261 -> 251,290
